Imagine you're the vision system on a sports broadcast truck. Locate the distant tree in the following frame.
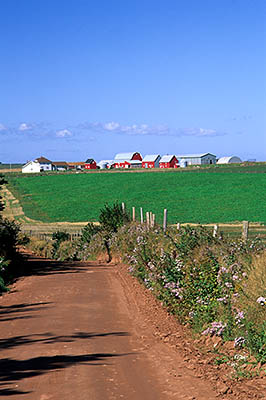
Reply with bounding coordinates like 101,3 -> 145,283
0,174 -> 7,215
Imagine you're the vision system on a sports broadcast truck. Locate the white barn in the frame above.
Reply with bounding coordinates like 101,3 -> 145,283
176,153 -> 216,166
217,156 -> 242,164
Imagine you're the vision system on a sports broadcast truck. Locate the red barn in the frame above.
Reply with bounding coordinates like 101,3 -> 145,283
159,155 -> 178,169
142,154 -> 161,168
84,158 -> 97,169
114,152 -> 142,168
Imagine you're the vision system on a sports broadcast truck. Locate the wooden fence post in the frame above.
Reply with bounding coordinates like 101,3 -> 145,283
213,224 -> 218,238
122,202 -> 125,213
149,212 -> 152,227
242,221 -> 249,241
132,207 -> 135,221
163,209 -> 167,232
146,212 -> 150,227
140,207 -> 143,224
177,223 -> 180,231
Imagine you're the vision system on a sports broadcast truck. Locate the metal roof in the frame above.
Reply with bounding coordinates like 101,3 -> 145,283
114,152 -> 140,160
85,158 -> 95,163
142,154 -> 161,162
130,160 -> 142,164
160,155 -> 176,163
97,159 -> 114,165
217,156 -> 242,164
175,153 -> 216,159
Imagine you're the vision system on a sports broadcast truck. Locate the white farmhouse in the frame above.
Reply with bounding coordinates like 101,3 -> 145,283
22,160 -> 41,173
35,156 -> 52,171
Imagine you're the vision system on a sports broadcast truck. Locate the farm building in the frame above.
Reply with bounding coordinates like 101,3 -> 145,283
217,156 -> 242,164
176,153 -> 216,166
68,162 -> 85,170
159,155 -> 178,169
84,158 -> 97,169
35,156 -> 52,171
52,161 -> 69,171
114,152 -> 142,168
142,155 -> 161,168
129,160 -> 142,168
22,160 -> 41,173
97,160 -> 115,169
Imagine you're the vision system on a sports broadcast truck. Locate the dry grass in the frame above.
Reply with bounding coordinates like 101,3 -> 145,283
28,237 -> 53,259
239,251 -> 266,327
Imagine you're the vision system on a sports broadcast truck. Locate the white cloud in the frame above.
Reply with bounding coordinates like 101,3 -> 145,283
80,121 -> 225,137
176,127 -> 223,137
0,123 -> 7,131
18,122 -> 34,131
103,122 -> 120,131
81,121 -> 170,136
56,129 -> 72,138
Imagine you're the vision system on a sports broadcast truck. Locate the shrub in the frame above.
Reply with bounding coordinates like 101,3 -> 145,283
51,231 -> 70,259
28,237 -> 54,259
0,218 -> 24,292
80,222 -> 101,245
99,202 -> 130,234
56,240 -> 78,261
0,218 -> 21,259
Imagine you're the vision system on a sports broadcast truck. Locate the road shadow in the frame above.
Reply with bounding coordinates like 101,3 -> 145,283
0,331 -> 130,351
0,351 -> 130,396
19,253 -> 112,277
0,302 -> 52,323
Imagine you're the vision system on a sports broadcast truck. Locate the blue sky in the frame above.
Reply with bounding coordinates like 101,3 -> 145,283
0,0 -> 265,163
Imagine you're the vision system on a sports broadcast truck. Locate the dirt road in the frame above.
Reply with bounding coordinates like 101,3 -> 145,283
0,255 -> 227,399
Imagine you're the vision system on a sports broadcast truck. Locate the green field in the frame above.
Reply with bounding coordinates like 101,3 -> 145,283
0,163 -> 23,170
6,169 -> 266,224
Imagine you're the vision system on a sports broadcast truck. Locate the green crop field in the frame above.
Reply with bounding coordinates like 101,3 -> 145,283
6,169 -> 266,224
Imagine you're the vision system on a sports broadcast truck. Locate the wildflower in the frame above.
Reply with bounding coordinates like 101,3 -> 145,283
225,282 -> 233,288
147,262 -> 155,271
234,353 -> 247,361
234,337 -> 245,348
220,266 -> 228,273
202,321 -> 227,337
217,295 -> 229,304
235,310 -> 245,325
256,297 -> 266,306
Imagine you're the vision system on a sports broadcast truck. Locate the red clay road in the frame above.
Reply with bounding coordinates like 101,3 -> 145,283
0,255 -> 218,399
